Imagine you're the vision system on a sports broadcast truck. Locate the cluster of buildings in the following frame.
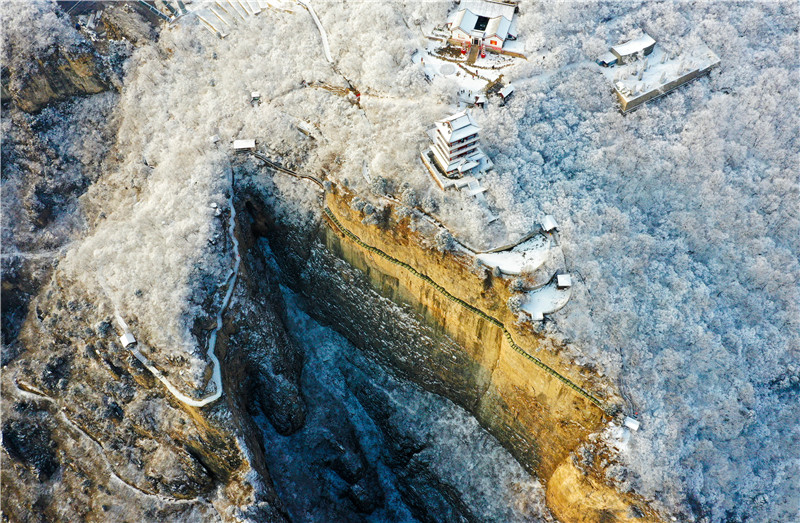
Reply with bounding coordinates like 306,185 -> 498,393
597,32 -> 720,112
419,1 -> 522,204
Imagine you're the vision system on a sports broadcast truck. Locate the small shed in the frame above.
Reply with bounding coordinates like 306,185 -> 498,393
209,134 -> 220,144
556,273 -> 572,289
624,417 -> 641,431
297,121 -> 317,139
541,215 -> 558,232
596,51 -> 618,67
233,139 -> 256,151
119,332 -> 136,348
251,91 -> 261,103
499,83 -> 515,100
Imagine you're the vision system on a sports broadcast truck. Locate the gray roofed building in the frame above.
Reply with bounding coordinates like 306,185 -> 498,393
610,33 -> 656,64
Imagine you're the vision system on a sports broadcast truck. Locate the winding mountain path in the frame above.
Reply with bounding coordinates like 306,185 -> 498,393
296,0 -> 332,63
113,162 -> 240,408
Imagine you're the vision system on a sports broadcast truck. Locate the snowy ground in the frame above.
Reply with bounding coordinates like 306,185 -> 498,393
518,281 -> 571,322
10,1 -> 798,521
414,38 -> 518,105
413,45 -> 490,100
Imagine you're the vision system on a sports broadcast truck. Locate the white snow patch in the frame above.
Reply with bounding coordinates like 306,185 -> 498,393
519,280 -> 571,321
476,235 -> 551,275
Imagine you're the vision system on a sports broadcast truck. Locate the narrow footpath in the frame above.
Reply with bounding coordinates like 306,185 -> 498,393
112,161 -> 240,408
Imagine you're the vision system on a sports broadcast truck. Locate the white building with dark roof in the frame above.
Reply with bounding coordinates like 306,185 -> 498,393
426,111 -> 491,178
446,0 -> 518,52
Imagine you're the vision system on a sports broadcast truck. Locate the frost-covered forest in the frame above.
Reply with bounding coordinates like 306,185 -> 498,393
476,3 -> 799,521
3,0 -> 798,521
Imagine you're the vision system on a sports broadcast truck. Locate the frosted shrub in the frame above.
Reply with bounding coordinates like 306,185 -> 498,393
422,195 -> 439,213
401,187 -> 420,208
507,295 -> 524,314
394,205 -> 413,220
370,176 -> 393,196
435,230 -> 455,252
350,197 -> 366,212
510,278 -> 526,292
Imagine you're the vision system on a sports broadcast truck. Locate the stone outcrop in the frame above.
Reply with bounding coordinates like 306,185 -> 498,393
2,39 -> 110,113
1,3 -> 157,113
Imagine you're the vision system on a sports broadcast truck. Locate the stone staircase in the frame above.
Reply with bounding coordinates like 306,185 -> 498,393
140,0 -> 291,37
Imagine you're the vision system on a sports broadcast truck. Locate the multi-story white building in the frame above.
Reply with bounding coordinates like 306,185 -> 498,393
426,111 -> 492,178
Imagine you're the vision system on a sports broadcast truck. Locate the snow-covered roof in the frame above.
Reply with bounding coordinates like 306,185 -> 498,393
597,51 -> 617,65
499,84 -> 515,97
449,9 -> 479,34
233,139 -> 256,150
541,215 -> 558,232
611,33 -> 656,58
459,159 -> 479,173
436,111 -> 480,142
624,417 -> 641,431
485,15 -> 511,40
460,0 -> 515,21
448,0 -> 514,39
119,332 -> 136,347
557,274 -> 572,288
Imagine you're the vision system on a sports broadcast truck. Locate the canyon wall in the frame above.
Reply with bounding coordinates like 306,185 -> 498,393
257,186 -> 660,522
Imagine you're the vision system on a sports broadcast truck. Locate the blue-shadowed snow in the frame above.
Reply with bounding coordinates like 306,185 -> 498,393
519,280 -> 572,321
253,271 -> 553,522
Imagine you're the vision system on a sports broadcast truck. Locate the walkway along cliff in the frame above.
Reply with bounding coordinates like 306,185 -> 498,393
243,169 -> 661,521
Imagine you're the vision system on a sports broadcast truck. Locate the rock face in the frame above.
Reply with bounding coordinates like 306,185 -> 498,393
249,183 -> 660,521
2,5 -> 661,518
1,93 -> 119,348
1,2 -> 156,113
2,41 -> 110,113
1,1 -> 157,346
0,248 -> 294,521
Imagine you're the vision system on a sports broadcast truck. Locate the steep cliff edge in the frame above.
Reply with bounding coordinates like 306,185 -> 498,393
1,2 -> 156,113
248,181 -> 660,521
0,212 -> 305,520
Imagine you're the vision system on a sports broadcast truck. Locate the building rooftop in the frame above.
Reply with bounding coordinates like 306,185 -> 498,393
460,0 -> 515,21
233,139 -> 256,150
447,0 -> 515,40
611,33 -> 656,58
450,9 -> 479,34
485,16 -> 511,39
499,84 -> 515,98
435,111 -> 481,142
